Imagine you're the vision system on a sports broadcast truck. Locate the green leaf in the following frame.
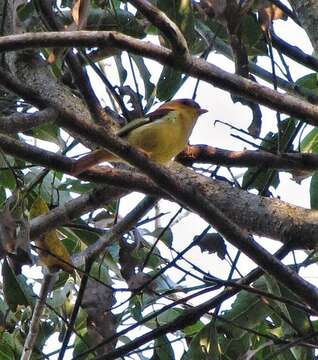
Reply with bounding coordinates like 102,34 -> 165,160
157,67 -> 184,101
146,308 -> 184,329
182,321 -> 219,360
89,262 -> 112,285
0,332 -> 16,360
264,275 -> 295,334
221,277 -> 273,331
58,178 -> 95,194
0,155 -> 16,190
296,73 -> 318,93
156,0 -> 201,53
2,259 -> 35,311
130,296 -> 143,322
27,122 -> 63,146
0,186 -> 6,205
241,14 -> 267,56
73,329 -> 95,360
131,55 -> 155,101
60,219 -> 100,247
183,320 -> 205,337
300,127 -> 318,153
243,118 -> 296,191
151,227 -> 173,247
72,8 -> 147,37
114,55 -> 128,86
310,172 -> 318,209
25,168 -> 72,205
50,277 -> 75,309
151,335 -> 175,360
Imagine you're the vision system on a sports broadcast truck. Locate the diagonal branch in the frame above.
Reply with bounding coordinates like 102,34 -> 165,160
1,30 -> 318,316
21,273 -> 57,360
0,107 -> 58,133
75,245 -> 291,359
0,31 -> 318,125
30,186 -> 127,241
128,0 -> 189,56
1,134 -> 316,248
177,144 -> 318,171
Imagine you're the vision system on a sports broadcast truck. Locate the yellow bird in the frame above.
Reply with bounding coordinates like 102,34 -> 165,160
71,99 -> 208,175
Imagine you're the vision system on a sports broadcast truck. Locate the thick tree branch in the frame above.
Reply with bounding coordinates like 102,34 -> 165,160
128,0 -> 189,55
289,0 -> 318,54
272,33 -> 318,73
30,186 -> 127,240
0,107 -> 57,133
1,134 -> 317,248
1,31 -> 318,125
177,144 -> 318,171
1,29 -> 318,315
72,195 -> 158,266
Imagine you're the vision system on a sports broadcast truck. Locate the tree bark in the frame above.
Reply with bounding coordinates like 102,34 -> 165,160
289,0 -> 318,54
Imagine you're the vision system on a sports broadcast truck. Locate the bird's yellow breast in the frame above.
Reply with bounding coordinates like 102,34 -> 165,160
126,108 -> 198,164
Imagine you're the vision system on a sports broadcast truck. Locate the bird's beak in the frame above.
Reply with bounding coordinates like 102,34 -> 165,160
198,108 -> 208,115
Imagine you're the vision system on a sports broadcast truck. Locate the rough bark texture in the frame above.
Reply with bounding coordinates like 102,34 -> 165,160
289,0 -> 318,54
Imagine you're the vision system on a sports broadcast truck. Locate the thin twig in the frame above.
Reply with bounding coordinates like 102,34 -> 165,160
21,273 -> 57,360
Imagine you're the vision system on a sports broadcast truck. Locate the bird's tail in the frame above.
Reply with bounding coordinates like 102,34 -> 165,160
71,149 -> 117,176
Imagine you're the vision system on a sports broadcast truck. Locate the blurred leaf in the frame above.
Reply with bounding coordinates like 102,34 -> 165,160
241,14 -> 267,55
25,167 -> 72,206
156,0 -> 201,53
17,1 -> 35,22
102,247 -> 123,279
133,246 -> 161,269
243,118 -> 296,191
90,262 -> 112,284
30,197 -> 73,273
66,7 -> 147,37
310,172 -> 318,209
26,122 -> 64,147
157,67 -> 183,101
151,227 -> 173,247
50,277 -> 75,309
114,55 -> 128,86
267,277 -> 312,335
0,332 -> 16,360
146,308 -> 184,330
300,127 -> 318,153
183,320 -> 205,337
130,296 -> 143,322
58,178 -> 95,194
2,259 -> 35,311
264,275 -> 295,335
0,155 -> 16,190
73,329 -> 95,360
221,276 -> 272,331
182,321 -> 218,360
151,335 -> 175,360
0,186 -> 6,205
195,232 -> 226,259
296,73 -> 318,94
131,55 -> 155,101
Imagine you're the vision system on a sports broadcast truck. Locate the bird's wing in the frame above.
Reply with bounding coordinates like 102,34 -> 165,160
116,108 -> 173,137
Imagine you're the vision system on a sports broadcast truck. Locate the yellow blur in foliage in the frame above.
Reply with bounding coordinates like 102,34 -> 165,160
30,197 -> 73,273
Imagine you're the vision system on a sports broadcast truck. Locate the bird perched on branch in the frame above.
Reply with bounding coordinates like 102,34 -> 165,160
71,98 -> 208,175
